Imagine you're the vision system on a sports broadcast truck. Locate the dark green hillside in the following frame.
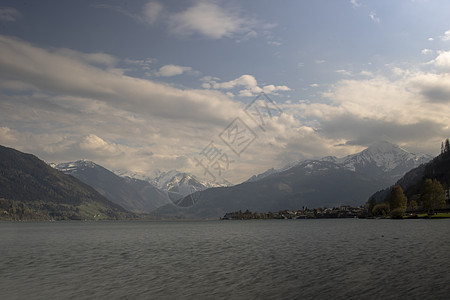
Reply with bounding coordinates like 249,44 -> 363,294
0,145 -> 133,220
370,140 -> 450,203
403,148 -> 450,198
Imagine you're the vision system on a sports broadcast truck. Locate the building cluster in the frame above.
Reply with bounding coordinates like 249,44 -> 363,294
222,205 -> 367,220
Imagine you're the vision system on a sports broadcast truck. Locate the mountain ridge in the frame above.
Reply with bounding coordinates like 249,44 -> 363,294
247,141 -> 431,183
53,160 -> 171,213
113,168 -> 231,200
154,141 -> 432,218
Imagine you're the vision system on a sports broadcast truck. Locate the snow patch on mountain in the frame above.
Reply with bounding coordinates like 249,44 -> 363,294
151,170 -> 231,197
113,169 -> 231,198
113,169 -> 155,183
334,141 -> 431,172
53,160 -> 97,174
248,141 -> 432,182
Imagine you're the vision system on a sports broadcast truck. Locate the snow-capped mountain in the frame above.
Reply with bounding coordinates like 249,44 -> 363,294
52,160 -> 170,213
112,168 -> 231,202
332,141 -> 431,173
51,160 -> 96,174
153,141 -> 434,218
248,141 -> 432,182
112,169 -> 155,183
151,170 -> 231,197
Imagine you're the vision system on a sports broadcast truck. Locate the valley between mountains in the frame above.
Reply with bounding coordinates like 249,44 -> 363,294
1,141 -> 438,220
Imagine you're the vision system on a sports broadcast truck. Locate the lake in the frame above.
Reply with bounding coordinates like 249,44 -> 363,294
1,219 -> 449,299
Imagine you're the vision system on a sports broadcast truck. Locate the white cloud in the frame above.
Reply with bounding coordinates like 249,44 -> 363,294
155,64 -> 193,77
213,74 -> 258,90
0,126 -> 17,144
428,37 -> 434,41
0,35 -> 239,125
98,1 -> 271,41
349,0 -> 361,8
315,59 -> 326,64
335,69 -> 352,76
0,7 -> 22,22
430,50 -> 450,71
168,1 -> 258,39
124,58 -> 155,71
267,41 -> 281,46
369,11 -> 380,23
359,70 -> 373,77
239,50 -> 450,163
80,134 -> 123,156
56,48 -> 119,68
263,84 -> 290,94
0,35 -> 294,183
297,66 -> 450,153
142,2 -> 163,24
206,74 -> 290,96
2,34 -> 449,183
440,29 -> 450,42
421,48 -> 433,55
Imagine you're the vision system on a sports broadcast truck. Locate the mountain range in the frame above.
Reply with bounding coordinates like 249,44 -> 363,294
149,170 -> 230,201
53,160 -> 171,213
153,141 -> 432,218
248,141 -> 431,183
0,141 -> 435,220
52,162 -> 230,213
114,168 -> 231,197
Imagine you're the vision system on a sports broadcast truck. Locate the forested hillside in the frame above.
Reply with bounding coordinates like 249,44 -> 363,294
0,145 -> 133,220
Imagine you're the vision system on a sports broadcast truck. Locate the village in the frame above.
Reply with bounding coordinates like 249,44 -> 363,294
221,205 -> 368,220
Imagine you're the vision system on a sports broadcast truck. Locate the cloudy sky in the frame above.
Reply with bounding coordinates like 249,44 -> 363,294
1,0 -> 450,183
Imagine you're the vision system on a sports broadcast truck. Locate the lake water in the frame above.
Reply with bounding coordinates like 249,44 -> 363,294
1,219 -> 449,299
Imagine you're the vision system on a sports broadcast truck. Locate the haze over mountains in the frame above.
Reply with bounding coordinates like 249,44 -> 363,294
150,170 -> 231,195
154,141 -> 432,218
53,161 -> 229,213
0,141 -> 434,219
53,161 -> 170,213
249,141 -> 431,183
113,168 -> 229,196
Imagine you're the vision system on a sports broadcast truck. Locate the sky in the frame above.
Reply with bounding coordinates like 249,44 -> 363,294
1,0 -> 450,184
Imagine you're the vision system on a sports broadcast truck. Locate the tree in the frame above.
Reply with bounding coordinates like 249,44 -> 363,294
445,139 -> 450,153
421,179 -> 446,214
409,199 -> 418,211
389,186 -> 407,211
372,203 -> 389,217
368,198 -> 377,217
388,185 -> 407,218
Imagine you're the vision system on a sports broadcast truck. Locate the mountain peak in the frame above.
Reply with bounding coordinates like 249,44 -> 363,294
151,169 -> 230,195
248,141 -> 432,182
53,160 -> 97,173
363,141 -> 408,156
340,141 -> 431,173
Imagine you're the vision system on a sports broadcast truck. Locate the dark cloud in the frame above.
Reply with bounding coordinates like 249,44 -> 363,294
320,114 -> 445,147
421,86 -> 450,103
0,7 -> 22,22
0,35 -> 240,128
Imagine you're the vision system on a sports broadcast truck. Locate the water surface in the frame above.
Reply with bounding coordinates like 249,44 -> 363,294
1,219 -> 449,299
